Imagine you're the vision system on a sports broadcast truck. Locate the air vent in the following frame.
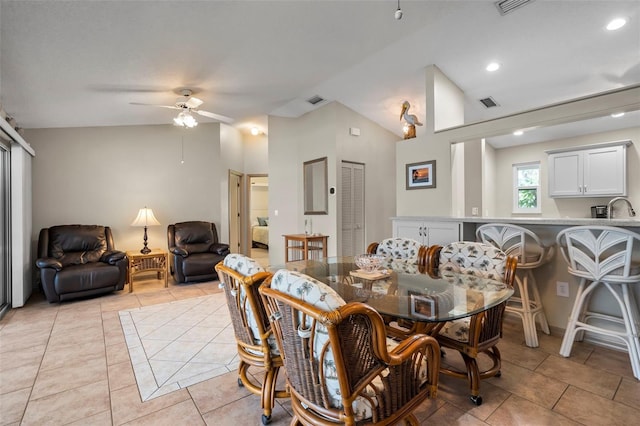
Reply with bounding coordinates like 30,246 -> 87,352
306,95 -> 325,105
479,97 -> 499,108
495,0 -> 535,15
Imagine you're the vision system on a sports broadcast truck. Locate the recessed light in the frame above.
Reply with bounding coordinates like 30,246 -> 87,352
486,62 -> 501,72
607,18 -> 627,31
513,130 -> 524,136
611,112 -> 625,118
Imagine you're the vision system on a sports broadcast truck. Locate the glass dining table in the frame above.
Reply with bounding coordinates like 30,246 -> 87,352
274,256 -> 514,336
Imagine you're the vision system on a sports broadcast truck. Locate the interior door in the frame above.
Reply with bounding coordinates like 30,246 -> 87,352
228,171 -> 243,254
341,161 -> 365,256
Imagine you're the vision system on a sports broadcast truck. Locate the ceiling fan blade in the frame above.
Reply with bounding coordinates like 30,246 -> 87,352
185,96 -> 204,109
130,102 -> 180,110
193,109 -> 234,123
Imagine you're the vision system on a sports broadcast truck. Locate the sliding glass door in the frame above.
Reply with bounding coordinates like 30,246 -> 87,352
0,140 -> 10,319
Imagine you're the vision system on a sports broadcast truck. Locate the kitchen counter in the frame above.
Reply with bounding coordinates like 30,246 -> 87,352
391,216 -> 640,227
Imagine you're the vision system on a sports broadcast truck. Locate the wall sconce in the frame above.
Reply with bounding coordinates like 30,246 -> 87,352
131,207 -> 161,254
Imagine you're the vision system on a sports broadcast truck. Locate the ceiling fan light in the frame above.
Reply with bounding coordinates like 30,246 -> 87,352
183,112 -> 198,128
173,111 -> 198,128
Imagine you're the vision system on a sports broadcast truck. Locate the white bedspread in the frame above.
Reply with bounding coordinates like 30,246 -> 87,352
252,225 -> 269,246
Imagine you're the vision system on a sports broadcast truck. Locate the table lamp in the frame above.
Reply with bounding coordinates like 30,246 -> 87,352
131,207 -> 161,254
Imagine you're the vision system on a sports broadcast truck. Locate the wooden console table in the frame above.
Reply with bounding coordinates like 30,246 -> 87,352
125,248 -> 168,292
283,234 -> 328,262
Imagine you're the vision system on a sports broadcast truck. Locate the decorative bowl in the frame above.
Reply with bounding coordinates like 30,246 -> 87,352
354,254 -> 386,273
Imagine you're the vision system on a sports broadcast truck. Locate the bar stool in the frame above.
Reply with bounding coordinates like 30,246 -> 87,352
556,226 -> 640,379
476,223 -> 553,347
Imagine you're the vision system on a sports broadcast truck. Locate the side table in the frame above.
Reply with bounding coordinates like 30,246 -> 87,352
283,234 -> 328,262
125,248 -> 168,292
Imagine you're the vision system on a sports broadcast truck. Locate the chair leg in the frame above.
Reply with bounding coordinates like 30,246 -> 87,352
623,284 -> 640,369
616,284 -> 640,379
511,270 -> 551,348
560,278 -> 589,357
528,270 -> 550,335
461,353 -> 482,405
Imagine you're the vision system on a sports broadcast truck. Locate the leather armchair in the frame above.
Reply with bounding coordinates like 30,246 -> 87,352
36,225 -> 127,303
167,221 -> 230,283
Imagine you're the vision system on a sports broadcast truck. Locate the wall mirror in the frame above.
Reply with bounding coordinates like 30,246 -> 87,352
304,157 -> 328,215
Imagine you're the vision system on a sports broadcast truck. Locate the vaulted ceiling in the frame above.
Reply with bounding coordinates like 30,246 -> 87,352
1,1 -> 638,145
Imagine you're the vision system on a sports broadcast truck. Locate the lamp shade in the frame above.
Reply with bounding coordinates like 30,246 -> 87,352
131,207 -> 161,227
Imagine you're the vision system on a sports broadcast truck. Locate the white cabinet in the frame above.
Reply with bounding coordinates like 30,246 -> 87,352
392,219 -> 461,246
546,140 -> 630,198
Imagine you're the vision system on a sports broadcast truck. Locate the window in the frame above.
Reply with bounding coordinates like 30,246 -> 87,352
513,162 -> 541,213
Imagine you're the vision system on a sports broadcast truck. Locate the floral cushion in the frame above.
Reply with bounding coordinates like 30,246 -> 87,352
439,318 -> 470,342
272,269 -> 403,422
222,254 -> 278,355
438,243 -> 506,344
376,238 -> 421,262
439,242 -> 506,281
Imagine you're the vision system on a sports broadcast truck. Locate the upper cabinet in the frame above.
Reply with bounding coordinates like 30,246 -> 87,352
546,140 -> 631,198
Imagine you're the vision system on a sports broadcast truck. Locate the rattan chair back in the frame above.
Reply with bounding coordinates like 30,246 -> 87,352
260,269 -> 440,426
215,254 -> 288,425
426,242 -> 517,406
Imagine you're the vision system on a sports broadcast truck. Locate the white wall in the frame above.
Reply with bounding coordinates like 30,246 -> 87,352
268,115 -> 301,265
26,123 -> 228,276
220,123 -> 244,243
244,133 -> 268,174
481,140 -> 496,217
250,183 -> 269,224
335,102 -> 397,249
268,102 -> 398,266
463,140 -> 482,217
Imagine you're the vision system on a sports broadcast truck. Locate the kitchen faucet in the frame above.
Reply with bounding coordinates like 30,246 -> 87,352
607,197 -> 636,219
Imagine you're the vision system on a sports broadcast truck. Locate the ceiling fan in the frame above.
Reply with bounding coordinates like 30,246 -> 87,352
130,89 -> 233,127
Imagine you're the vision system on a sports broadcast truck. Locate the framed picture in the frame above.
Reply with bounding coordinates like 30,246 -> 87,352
410,294 -> 437,320
406,160 -> 436,190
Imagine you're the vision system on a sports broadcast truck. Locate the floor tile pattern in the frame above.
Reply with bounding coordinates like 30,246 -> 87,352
1,271 -> 639,425
119,293 -> 236,401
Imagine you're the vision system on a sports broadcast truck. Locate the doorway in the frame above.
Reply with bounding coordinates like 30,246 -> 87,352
340,161 -> 365,256
228,170 -> 243,254
247,175 -> 269,267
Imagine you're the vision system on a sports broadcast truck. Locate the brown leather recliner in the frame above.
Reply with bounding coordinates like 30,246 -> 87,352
36,225 -> 127,303
167,221 -> 230,283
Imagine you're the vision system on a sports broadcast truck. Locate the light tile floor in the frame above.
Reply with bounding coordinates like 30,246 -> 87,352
1,273 -> 639,425
119,293 -> 236,402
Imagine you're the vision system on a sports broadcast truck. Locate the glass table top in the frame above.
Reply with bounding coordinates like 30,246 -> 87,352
274,256 -> 514,323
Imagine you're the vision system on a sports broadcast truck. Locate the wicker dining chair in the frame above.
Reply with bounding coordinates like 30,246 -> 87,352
260,269 -> 441,426
366,237 -> 428,272
366,238 -> 430,338
427,241 -> 517,406
214,254 -> 288,425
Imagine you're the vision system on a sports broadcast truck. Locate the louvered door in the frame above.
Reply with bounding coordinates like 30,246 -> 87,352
341,161 -> 365,256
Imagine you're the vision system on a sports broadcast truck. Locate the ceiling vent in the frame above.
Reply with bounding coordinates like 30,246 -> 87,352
306,95 -> 325,105
479,97 -> 500,108
495,0 -> 535,15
